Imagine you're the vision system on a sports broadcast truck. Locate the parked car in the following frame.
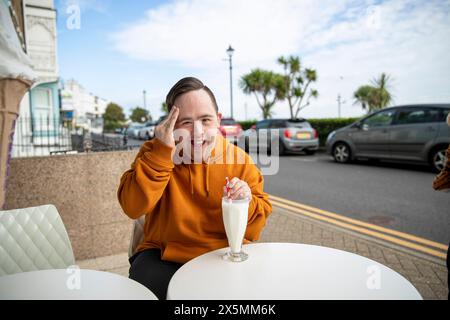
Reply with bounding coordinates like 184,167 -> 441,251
127,123 -> 145,139
239,118 -> 319,155
138,120 -> 157,140
325,104 -> 450,172
219,118 -> 242,143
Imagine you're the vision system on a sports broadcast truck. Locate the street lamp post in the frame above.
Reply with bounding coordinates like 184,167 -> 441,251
226,45 -> 234,119
143,90 -> 147,109
337,76 -> 345,118
337,94 -> 342,118
143,89 -> 148,120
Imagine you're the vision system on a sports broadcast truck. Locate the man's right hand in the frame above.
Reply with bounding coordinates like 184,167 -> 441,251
154,106 -> 179,148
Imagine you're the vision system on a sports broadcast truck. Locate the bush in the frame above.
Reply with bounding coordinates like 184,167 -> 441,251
238,117 -> 361,146
307,118 -> 360,146
237,120 -> 257,130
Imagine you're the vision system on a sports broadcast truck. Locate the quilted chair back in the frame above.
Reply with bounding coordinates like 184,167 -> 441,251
0,204 -> 75,276
128,216 -> 145,258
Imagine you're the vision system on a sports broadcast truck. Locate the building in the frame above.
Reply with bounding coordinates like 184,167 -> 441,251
60,79 -> 108,134
13,0 -> 60,150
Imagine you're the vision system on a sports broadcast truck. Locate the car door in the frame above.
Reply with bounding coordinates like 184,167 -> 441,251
389,107 -> 441,160
351,109 -> 396,158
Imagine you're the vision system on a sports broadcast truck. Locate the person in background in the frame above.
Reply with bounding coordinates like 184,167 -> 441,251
432,113 -> 450,192
431,112 -> 450,299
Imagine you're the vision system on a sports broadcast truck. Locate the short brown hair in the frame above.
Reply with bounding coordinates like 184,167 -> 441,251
166,77 -> 219,113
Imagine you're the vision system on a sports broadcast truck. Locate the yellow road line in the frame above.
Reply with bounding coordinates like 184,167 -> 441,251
270,199 -> 447,260
269,194 -> 449,252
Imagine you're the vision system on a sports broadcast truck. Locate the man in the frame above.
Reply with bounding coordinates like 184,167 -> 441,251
117,77 -> 272,299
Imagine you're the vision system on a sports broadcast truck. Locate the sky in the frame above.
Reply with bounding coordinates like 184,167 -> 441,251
55,0 -> 450,121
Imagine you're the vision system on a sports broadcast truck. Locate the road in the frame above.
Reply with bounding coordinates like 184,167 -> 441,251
262,152 -> 450,245
123,136 -> 449,245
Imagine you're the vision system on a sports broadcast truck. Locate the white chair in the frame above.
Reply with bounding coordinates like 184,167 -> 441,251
0,204 -> 75,276
128,216 -> 145,258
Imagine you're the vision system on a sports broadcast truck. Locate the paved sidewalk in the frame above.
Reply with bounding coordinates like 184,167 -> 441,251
76,206 -> 448,300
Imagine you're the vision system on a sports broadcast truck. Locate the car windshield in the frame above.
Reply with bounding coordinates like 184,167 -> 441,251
221,119 -> 237,125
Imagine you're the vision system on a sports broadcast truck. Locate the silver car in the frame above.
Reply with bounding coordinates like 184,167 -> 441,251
240,118 -> 319,155
138,121 -> 156,140
127,123 -> 145,139
326,104 -> 450,172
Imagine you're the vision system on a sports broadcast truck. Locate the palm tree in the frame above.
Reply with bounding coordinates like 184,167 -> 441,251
161,102 -> 169,114
277,55 -> 318,119
353,85 -> 374,112
240,69 -> 286,119
371,73 -> 393,109
353,73 -> 393,113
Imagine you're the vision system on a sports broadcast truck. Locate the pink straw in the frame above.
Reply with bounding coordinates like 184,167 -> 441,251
225,177 -> 231,200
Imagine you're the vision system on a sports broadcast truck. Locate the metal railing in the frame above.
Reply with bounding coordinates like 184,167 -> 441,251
11,116 -> 140,158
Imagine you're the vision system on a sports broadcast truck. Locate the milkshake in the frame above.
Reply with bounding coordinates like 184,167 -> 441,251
222,196 -> 249,262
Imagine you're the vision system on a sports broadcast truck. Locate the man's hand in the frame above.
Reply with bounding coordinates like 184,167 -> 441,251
223,177 -> 252,200
154,106 -> 179,148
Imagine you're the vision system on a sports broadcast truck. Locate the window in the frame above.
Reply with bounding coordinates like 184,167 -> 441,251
256,120 -> 270,129
269,120 -> 287,128
285,120 -> 311,128
395,108 -> 440,125
440,108 -> 450,122
34,88 -> 52,109
221,118 -> 237,125
362,110 -> 395,128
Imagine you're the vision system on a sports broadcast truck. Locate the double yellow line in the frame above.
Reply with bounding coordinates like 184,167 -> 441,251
269,194 -> 448,260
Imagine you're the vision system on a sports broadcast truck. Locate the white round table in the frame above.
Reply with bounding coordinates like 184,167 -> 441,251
167,243 -> 422,300
0,269 -> 158,300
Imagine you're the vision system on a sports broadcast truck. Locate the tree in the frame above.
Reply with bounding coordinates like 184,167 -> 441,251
353,85 -> 375,112
130,106 -> 150,123
161,102 -> 169,114
353,73 -> 393,113
278,55 -> 318,119
103,102 -> 126,132
370,73 -> 392,109
240,69 -> 286,119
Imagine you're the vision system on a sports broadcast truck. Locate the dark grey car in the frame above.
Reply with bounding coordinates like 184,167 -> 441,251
326,104 -> 450,172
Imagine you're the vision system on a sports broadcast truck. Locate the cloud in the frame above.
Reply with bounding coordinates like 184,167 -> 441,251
110,0 -> 450,120
111,0 -> 351,68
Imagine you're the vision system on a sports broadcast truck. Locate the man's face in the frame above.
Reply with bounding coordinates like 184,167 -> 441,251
173,89 -> 222,159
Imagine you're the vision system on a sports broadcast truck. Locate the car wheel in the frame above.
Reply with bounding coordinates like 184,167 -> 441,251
333,142 -> 351,163
430,147 -> 447,173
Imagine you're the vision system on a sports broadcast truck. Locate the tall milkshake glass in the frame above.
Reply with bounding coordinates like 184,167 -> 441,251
222,196 -> 249,262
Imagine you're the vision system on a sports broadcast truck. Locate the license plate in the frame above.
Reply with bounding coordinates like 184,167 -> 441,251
296,132 -> 310,139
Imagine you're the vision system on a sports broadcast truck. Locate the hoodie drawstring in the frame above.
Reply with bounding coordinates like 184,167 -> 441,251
205,164 -> 210,197
188,166 -> 194,196
187,163 -> 210,198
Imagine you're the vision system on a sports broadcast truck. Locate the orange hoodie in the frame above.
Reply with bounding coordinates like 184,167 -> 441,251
117,135 -> 272,263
